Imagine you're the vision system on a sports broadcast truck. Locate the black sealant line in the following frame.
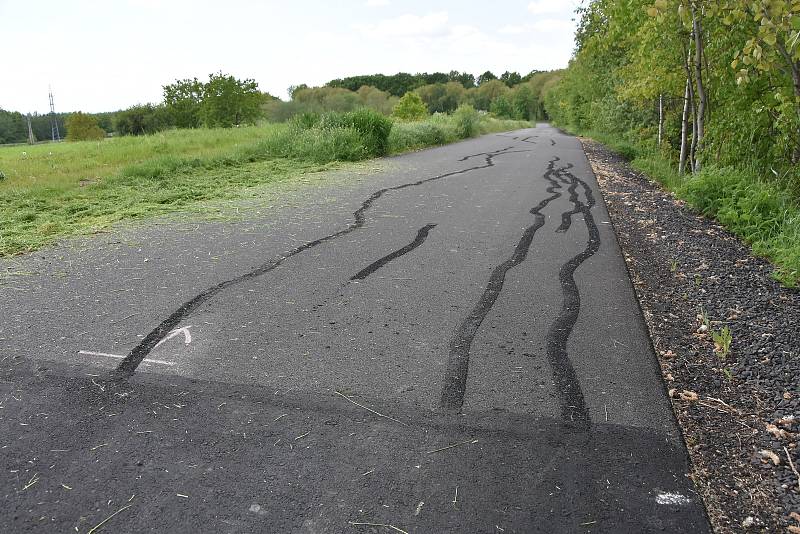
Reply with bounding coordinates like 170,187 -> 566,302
439,157 -> 565,413
440,156 -> 600,427
545,164 -> 599,427
114,148 -> 518,377
458,146 -> 515,161
350,224 -> 437,281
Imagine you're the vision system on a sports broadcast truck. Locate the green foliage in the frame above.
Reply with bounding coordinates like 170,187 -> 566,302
115,104 -> 174,136
415,82 -> 466,113
477,71 -> 498,85
711,326 -> 733,359
312,109 -> 393,157
162,73 -> 264,129
200,73 -> 264,128
545,0 -> 800,286
327,71 -> 475,96
163,77 -> 203,129
500,71 -> 523,87
65,112 -> 106,141
453,105 -> 480,138
392,92 -> 428,121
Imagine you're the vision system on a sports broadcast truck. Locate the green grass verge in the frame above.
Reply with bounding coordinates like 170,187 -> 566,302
0,113 -> 529,257
575,128 -> 800,287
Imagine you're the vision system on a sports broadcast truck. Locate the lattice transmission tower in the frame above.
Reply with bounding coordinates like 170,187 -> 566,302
48,88 -> 61,141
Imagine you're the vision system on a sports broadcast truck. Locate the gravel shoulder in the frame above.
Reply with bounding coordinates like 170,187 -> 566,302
582,139 -> 800,533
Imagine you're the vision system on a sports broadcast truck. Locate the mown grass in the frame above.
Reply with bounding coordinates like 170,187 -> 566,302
578,129 -> 800,287
0,112 -> 528,256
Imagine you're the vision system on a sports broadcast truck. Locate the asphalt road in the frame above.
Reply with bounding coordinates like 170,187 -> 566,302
1,125 -> 710,533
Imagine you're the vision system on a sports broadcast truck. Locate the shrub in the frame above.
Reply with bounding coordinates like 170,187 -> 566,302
293,109 -> 392,158
342,108 -> 393,156
392,92 -> 428,121
290,112 -> 321,130
453,105 -> 479,138
65,112 -> 106,142
115,104 -> 174,136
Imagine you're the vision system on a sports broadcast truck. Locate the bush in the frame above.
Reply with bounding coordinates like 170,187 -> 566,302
292,108 -> 393,158
453,105 -> 479,138
65,112 -> 106,142
115,104 -> 174,136
342,108 -> 393,156
253,126 -> 368,163
392,92 -> 428,121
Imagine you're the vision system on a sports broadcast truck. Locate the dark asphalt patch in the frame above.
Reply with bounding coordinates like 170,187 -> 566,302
0,365 -> 708,533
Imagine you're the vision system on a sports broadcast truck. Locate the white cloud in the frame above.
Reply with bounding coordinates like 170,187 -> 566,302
357,11 -> 449,38
365,0 -> 390,6
527,1 -> 564,15
498,25 -> 526,35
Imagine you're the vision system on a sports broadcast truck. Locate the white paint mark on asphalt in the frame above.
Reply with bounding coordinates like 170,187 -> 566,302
655,492 -> 692,505
152,326 -> 192,350
78,350 -> 175,366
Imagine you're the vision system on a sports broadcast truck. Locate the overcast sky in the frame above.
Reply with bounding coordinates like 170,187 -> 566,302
0,0 -> 581,114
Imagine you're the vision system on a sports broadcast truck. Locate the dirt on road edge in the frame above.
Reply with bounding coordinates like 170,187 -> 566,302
582,139 -> 800,534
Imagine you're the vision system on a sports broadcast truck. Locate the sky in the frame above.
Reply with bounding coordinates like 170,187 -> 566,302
0,0 -> 581,114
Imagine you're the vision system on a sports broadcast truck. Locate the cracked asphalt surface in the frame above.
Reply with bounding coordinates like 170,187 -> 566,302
1,125 -> 710,533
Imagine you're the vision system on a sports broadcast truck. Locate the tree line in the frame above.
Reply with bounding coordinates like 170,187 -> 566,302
0,69 -> 560,143
325,70 -> 538,96
267,70 -> 560,123
544,0 -> 800,176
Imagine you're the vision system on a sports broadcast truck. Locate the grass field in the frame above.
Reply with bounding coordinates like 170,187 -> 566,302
0,114 -> 528,257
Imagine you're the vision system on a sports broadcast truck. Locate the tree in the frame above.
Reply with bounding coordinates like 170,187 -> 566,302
469,79 -> 509,110
0,109 -> 27,144
115,104 -> 174,135
163,78 -> 204,129
65,112 -> 106,141
500,71 -> 523,87
477,71 -> 498,85
449,70 -> 476,88
720,0 -> 800,162
392,92 -> 428,120
199,73 -> 265,128
416,82 -> 466,113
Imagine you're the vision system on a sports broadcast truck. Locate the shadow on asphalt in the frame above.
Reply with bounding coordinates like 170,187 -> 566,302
1,362 -> 707,533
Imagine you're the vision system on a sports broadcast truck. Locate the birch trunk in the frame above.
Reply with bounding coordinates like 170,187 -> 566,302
679,79 -> 691,175
692,7 -> 707,172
